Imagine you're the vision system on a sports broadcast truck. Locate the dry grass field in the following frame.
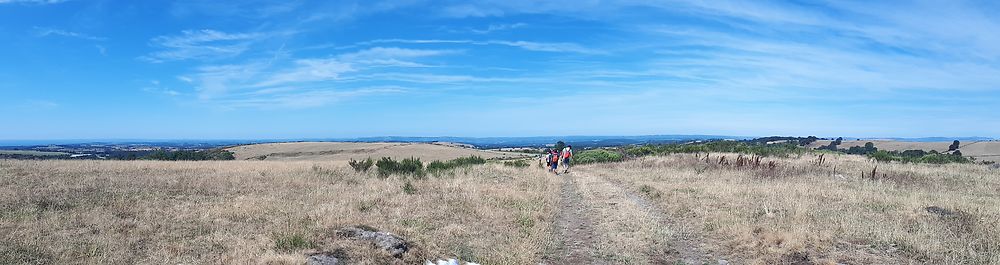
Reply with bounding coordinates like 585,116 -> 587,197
2,152 -> 999,264
226,142 -> 530,162
808,140 -> 1000,162
580,153 -> 1000,264
0,160 -> 559,264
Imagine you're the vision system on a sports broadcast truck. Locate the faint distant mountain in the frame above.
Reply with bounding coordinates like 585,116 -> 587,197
3,135 -> 994,149
345,135 -> 747,148
860,137 -> 997,142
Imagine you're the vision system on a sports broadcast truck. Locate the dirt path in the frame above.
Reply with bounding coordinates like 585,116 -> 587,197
602,173 -> 714,264
543,166 -> 719,264
543,172 -> 598,264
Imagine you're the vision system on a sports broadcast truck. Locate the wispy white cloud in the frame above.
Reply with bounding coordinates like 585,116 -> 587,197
441,4 -> 505,18
351,39 -> 601,54
188,62 -> 268,100
34,27 -> 106,41
140,29 -> 277,63
142,80 -> 181,96
337,47 -> 460,68
253,58 -> 354,88
464,23 -> 527,34
339,47 -> 457,60
213,87 -> 405,109
491,40 -> 598,54
177,45 -> 464,108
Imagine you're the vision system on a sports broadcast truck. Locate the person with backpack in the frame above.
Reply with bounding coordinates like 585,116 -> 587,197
544,149 -> 553,170
560,145 -> 573,173
549,149 -> 560,174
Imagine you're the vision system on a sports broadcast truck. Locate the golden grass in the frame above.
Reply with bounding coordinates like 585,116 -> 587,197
225,142 -> 530,162
0,160 -> 559,264
588,153 -> 1000,264
3,152 -> 998,264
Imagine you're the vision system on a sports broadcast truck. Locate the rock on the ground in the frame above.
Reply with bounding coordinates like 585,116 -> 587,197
307,252 -> 342,265
718,259 -> 730,265
336,226 -> 410,257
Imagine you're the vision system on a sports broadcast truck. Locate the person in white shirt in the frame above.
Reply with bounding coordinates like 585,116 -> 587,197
560,145 -> 573,173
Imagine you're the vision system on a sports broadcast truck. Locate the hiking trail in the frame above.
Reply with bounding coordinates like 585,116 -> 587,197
544,166 -> 724,264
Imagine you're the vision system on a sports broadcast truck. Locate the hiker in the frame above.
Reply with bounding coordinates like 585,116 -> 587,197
549,149 -> 560,173
561,145 -> 573,173
544,149 -> 553,170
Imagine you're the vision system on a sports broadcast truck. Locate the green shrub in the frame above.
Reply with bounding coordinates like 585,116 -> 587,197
900,149 -> 927,158
919,153 -> 969,164
623,141 -> 806,158
143,149 -> 235,161
427,160 -> 450,171
376,157 -> 424,177
503,160 -> 530,167
451,155 -> 486,166
426,156 -> 487,172
348,157 -> 374,172
625,145 -> 656,157
868,150 -> 897,162
399,157 -> 423,173
573,149 -> 624,165
866,150 -> 970,164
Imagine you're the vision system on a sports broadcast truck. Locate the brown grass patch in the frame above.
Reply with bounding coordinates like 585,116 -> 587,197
225,142 -> 529,162
0,159 -> 559,264
588,153 -> 1000,264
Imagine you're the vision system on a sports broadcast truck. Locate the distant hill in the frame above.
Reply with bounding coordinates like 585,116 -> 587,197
344,135 -> 747,148
828,137 -> 997,142
1,135 -> 744,149
225,142 -> 531,162
808,140 -> 1000,162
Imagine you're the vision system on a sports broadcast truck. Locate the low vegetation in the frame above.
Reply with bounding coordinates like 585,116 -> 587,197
426,156 -> 487,172
616,139 -> 972,165
623,141 -> 809,158
348,157 -> 374,172
142,149 -> 235,161
868,150 -> 970,164
573,149 -> 625,164
375,157 -> 425,178
502,160 -> 530,168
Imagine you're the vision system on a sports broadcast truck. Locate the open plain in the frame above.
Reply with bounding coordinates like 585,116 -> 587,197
226,142 -> 531,162
2,148 -> 998,264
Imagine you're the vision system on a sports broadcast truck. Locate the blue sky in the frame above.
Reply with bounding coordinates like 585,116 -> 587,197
2,0 -> 999,139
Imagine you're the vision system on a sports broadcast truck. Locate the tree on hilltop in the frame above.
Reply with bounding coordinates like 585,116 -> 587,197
554,141 -> 566,151
949,140 -> 960,151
